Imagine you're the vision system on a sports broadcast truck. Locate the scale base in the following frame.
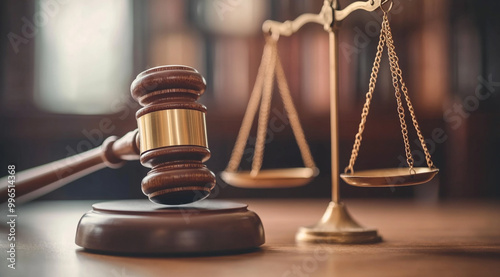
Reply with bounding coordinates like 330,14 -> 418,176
75,199 -> 265,255
296,201 -> 381,244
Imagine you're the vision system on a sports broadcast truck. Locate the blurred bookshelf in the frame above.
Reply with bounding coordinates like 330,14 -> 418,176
0,0 -> 499,200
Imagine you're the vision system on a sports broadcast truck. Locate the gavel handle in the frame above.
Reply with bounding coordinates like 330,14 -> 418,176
0,129 -> 140,204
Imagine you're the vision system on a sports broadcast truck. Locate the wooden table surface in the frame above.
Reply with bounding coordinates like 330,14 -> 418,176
1,199 -> 499,277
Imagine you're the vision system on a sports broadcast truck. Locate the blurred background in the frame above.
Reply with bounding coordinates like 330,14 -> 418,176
0,0 -> 498,202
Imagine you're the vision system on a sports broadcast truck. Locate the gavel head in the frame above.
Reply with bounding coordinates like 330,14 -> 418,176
131,65 -> 216,205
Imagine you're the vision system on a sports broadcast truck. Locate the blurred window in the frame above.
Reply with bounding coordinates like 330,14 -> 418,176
34,0 -> 133,114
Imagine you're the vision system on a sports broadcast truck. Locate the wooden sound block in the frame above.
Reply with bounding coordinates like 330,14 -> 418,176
75,199 -> 265,255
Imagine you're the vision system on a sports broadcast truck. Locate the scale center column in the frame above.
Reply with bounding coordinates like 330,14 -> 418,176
295,4 -> 381,243
329,30 -> 340,204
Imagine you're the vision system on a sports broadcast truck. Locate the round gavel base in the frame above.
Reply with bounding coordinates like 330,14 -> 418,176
75,199 -> 265,255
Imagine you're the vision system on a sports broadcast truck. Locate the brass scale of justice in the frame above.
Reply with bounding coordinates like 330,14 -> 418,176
0,0 -> 440,253
221,0 -> 439,243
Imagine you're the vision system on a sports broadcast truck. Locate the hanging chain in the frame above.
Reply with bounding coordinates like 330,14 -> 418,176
344,17 -> 386,174
226,35 -> 317,175
383,13 -> 435,169
345,9 -> 435,174
274,48 -> 317,170
226,37 -> 274,172
383,14 -> 414,171
251,38 -> 278,176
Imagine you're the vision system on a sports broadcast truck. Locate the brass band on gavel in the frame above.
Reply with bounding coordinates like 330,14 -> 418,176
137,109 -> 208,154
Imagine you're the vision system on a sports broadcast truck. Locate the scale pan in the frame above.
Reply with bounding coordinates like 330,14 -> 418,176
220,167 -> 318,188
340,167 -> 438,187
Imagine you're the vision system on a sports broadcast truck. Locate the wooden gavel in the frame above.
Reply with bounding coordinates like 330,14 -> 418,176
0,66 -> 216,205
